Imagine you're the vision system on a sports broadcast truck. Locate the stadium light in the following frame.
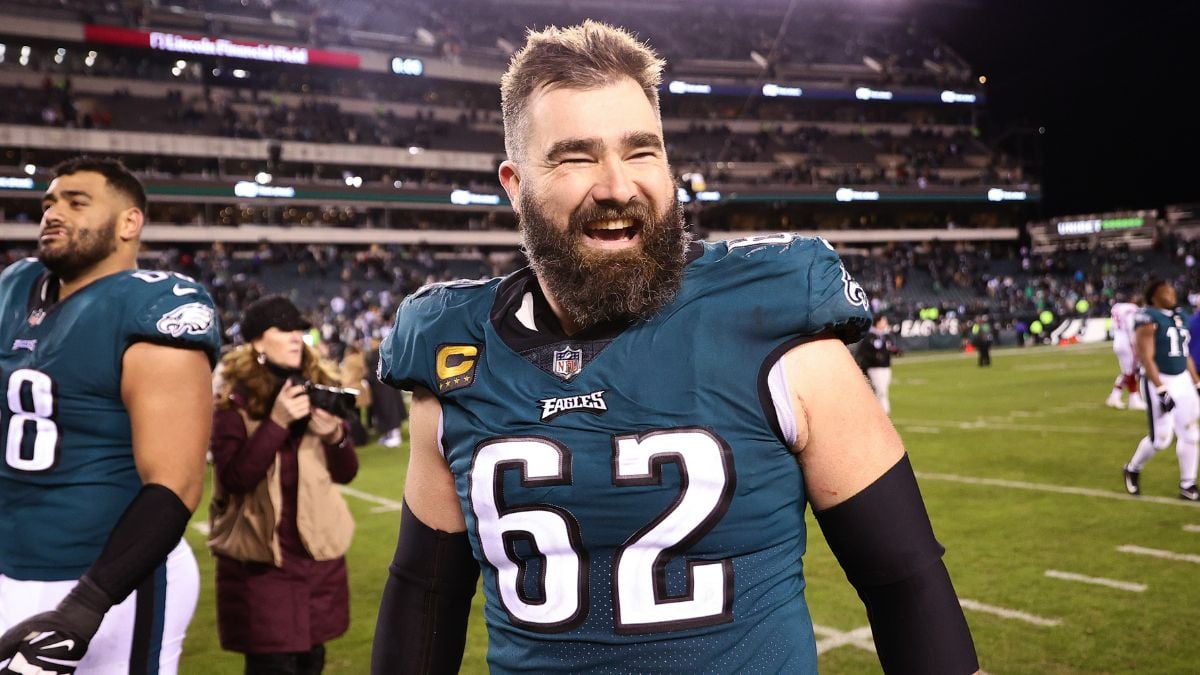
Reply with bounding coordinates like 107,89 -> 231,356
450,189 -> 501,206
835,187 -> 880,202
762,83 -> 802,98
19,45 -> 30,66
408,146 -> 423,155
232,69 -> 249,79
255,171 -> 272,185
0,176 -> 34,190
54,47 -> 65,64
0,44 -> 6,64
978,75 -> 987,84
667,80 -> 712,95
23,164 -> 35,175
391,57 -> 424,76
854,87 -> 893,101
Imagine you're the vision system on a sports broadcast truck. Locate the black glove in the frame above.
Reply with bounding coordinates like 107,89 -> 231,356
0,577 -> 109,675
1157,386 -> 1175,413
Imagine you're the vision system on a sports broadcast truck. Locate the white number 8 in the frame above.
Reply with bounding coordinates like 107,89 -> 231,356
4,369 -> 59,472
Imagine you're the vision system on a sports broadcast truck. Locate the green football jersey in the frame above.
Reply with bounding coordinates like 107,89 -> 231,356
0,258 -> 221,581
380,235 -> 871,673
1135,307 -> 1191,375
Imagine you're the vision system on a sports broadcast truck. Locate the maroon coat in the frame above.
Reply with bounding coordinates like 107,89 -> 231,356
211,402 -> 359,654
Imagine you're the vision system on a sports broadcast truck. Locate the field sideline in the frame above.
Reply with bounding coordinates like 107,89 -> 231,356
179,342 -> 1200,674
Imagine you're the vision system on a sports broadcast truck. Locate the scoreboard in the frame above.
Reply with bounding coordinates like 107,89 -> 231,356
1028,209 -> 1157,252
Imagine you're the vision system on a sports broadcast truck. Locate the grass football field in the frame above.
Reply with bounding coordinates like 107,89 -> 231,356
179,342 -> 1200,674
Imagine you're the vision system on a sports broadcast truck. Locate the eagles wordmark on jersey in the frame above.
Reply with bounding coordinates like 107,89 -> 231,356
380,234 -> 871,672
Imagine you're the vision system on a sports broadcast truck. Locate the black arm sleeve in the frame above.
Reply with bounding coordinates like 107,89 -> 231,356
85,483 -> 192,605
371,500 -> 480,675
814,455 -> 978,675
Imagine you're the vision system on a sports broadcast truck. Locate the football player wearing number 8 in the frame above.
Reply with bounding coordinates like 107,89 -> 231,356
0,157 -> 220,673
1122,279 -> 1200,501
372,22 -> 978,675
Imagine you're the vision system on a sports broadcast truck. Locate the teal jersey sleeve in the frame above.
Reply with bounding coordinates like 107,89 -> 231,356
120,270 -> 222,367
714,234 -> 872,345
379,278 -> 499,392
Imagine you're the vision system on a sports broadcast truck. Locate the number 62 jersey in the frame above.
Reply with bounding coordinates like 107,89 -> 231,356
0,258 -> 221,582
380,236 -> 872,673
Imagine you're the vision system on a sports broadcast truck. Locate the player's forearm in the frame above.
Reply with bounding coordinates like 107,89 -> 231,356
87,484 -> 192,604
371,501 -> 478,674
1142,361 -> 1163,388
815,456 -> 978,674
1136,344 -> 1161,387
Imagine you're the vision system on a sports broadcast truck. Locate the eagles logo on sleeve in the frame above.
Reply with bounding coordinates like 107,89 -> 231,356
156,302 -> 216,338
842,267 -> 868,309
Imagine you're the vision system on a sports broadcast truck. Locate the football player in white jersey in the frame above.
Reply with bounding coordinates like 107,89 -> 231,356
1107,294 -> 1146,410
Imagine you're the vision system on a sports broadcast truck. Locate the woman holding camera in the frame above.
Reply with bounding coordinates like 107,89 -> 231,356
208,296 -> 358,675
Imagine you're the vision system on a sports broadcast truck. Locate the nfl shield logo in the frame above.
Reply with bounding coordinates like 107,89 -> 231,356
28,309 -> 46,326
552,346 -> 583,380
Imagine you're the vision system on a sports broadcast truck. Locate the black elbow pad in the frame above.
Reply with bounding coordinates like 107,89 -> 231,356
371,500 -> 479,675
814,455 -> 978,675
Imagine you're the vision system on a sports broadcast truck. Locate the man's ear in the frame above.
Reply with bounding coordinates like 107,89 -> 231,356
499,160 -> 521,215
117,206 -> 144,242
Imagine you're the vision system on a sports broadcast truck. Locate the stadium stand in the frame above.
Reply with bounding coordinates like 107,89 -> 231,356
0,0 -> 1093,354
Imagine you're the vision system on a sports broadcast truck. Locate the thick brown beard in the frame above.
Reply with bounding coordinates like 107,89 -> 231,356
519,191 -> 691,330
37,215 -> 119,282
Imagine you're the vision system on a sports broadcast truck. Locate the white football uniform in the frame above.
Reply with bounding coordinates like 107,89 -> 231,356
0,540 -> 199,674
1112,302 -> 1140,375
1142,372 -> 1200,453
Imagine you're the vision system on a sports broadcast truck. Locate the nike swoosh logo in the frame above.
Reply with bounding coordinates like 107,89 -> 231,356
173,284 -> 199,296
43,638 -> 75,651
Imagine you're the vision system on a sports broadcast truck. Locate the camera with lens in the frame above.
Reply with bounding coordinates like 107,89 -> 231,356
304,382 -> 360,419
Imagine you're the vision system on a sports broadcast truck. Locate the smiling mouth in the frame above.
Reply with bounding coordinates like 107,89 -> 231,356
583,218 -> 642,242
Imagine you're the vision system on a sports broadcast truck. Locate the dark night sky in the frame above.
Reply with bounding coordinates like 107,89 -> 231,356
914,0 -> 1196,217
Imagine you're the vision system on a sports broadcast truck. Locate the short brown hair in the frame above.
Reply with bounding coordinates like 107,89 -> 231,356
53,156 -> 147,215
500,20 -> 666,161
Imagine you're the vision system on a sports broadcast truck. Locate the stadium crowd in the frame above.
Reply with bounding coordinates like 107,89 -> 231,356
0,72 -> 1017,189
1,233 -> 1185,356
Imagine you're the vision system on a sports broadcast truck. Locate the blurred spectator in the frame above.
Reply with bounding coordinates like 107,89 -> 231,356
340,341 -> 371,445
208,296 -> 357,674
364,336 -> 407,448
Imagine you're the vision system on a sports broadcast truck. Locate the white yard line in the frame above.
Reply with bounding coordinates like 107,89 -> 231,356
1184,524 -> 1200,533
1117,545 -> 1200,565
916,471 -> 1200,508
896,419 -> 1122,435
1015,363 -> 1071,371
896,342 -> 1110,365
901,426 -> 942,433
812,624 -> 876,655
339,485 -> 405,513
959,598 -> 1061,627
1044,569 -> 1146,593
191,521 -> 211,536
